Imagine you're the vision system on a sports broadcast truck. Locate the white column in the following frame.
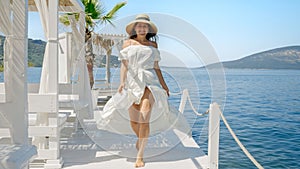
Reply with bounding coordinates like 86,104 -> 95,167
208,102 -> 220,169
6,0 -> 29,145
47,0 -> 59,158
105,54 -> 111,84
43,0 -> 63,168
47,1 -> 59,92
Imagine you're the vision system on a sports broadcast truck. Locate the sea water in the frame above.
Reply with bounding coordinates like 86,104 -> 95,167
1,67 -> 299,169
186,68 -> 300,169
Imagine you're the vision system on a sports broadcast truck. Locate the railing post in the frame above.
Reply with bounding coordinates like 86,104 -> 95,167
178,89 -> 188,113
208,102 -> 220,169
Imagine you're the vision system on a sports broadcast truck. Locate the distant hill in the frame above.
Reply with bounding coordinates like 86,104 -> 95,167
0,35 -> 46,67
0,35 -> 119,68
27,39 -> 46,67
207,46 -> 300,69
1,35 -> 300,69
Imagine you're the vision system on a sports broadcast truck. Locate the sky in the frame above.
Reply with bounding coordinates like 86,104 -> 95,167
28,0 -> 300,62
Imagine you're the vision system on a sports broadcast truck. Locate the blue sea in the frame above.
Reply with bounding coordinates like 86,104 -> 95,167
181,68 -> 300,169
1,68 -> 299,169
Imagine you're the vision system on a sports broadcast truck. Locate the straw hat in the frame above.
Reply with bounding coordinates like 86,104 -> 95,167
126,14 -> 158,35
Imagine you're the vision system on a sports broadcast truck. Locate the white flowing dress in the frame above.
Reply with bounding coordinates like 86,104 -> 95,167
96,45 -> 191,136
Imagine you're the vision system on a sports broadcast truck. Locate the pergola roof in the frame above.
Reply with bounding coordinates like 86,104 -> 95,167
28,0 -> 84,12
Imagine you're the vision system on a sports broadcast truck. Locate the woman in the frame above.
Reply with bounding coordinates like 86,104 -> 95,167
97,14 -> 191,168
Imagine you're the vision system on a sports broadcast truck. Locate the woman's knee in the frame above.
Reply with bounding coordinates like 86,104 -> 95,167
141,99 -> 151,112
130,120 -> 139,125
139,122 -> 149,129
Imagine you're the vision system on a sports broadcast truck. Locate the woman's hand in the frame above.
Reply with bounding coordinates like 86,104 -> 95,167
118,83 -> 125,93
163,86 -> 170,96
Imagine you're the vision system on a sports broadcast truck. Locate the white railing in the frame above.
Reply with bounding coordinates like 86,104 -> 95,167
208,102 -> 220,169
177,89 -> 264,169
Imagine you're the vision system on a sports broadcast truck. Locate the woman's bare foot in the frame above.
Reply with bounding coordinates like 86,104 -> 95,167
136,139 -> 140,150
135,158 -> 145,168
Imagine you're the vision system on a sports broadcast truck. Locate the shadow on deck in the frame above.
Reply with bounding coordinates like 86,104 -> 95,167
60,122 -> 208,169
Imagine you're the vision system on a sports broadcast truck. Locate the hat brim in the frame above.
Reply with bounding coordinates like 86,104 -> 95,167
126,19 -> 158,35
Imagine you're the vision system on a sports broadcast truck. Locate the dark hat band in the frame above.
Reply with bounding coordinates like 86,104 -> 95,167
135,17 -> 150,21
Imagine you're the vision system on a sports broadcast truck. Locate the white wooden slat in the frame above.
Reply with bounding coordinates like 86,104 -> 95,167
36,149 -> 59,160
29,126 -> 59,137
0,83 -> 5,92
28,83 -> 40,93
0,128 -> 10,137
0,94 -> 5,103
0,84 -> 5,102
59,84 -> 72,95
28,113 -> 67,127
28,83 -> 79,95
28,93 -> 57,113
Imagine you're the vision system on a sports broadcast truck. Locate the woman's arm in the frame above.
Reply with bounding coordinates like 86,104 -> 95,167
118,40 -> 131,93
118,60 -> 128,93
154,61 -> 169,96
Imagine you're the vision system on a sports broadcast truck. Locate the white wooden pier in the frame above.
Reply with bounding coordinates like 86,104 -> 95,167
0,0 -> 224,169
60,129 -> 209,169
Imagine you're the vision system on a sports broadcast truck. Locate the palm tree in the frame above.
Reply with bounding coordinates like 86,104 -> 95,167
60,0 -> 126,88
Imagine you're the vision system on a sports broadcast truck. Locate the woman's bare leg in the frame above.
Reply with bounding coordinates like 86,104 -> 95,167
135,88 -> 154,168
128,105 -> 141,149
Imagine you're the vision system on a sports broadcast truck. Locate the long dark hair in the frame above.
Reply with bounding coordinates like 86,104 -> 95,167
129,23 -> 158,42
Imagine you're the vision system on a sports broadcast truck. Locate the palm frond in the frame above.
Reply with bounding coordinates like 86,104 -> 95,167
82,0 -> 105,30
100,19 -> 115,28
102,1 -> 127,20
82,0 -> 101,19
59,13 -> 80,26
59,14 -> 71,26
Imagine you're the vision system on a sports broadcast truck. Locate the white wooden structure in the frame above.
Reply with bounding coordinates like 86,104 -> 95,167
0,0 -> 37,168
0,0 -> 93,168
92,33 -> 126,87
91,33 -> 126,102
26,0 -> 94,168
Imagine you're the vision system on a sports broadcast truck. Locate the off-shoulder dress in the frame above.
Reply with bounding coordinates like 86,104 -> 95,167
96,45 -> 191,136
